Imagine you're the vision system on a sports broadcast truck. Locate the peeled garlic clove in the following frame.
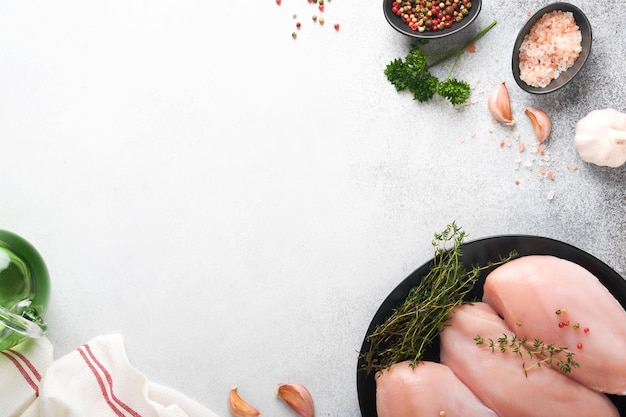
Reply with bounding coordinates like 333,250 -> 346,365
488,82 -> 515,126
525,107 -> 552,143
275,383 -> 315,417
228,386 -> 261,417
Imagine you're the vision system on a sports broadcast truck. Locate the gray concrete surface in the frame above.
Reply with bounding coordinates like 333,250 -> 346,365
0,0 -> 624,416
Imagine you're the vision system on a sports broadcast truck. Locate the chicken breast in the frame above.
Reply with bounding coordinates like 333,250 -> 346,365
483,255 -> 626,394
440,303 -> 619,417
376,360 -> 498,417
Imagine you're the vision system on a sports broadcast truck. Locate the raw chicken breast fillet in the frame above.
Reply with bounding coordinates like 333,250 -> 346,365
440,302 -> 618,417
483,255 -> 626,394
376,360 -> 498,417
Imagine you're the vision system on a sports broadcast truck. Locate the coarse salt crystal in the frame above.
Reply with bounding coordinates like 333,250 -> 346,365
518,11 -> 582,88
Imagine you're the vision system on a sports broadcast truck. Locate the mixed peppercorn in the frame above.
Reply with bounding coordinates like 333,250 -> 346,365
277,0 -> 340,39
391,0 -> 472,32
555,307 -> 589,350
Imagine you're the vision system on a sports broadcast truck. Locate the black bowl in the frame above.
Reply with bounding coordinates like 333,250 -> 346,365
512,3 -> 592,94
383,0 -> 482,39
356,235 -> 626,417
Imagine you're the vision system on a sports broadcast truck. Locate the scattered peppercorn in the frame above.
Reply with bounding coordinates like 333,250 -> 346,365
276,0 -> 341,38
334,23 -> 340,30
577,343 -> 583,349
584,327 -> 590,334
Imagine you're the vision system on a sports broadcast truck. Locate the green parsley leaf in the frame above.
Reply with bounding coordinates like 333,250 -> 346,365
437,79 -> 471,105
411,73 -> 439,102
384,58 -> 409,91
383,20 -> 497,106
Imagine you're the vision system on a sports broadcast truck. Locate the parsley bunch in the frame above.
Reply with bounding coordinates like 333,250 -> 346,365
384,20 -> 496,105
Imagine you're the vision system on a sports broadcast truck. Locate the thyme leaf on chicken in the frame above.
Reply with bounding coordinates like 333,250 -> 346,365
474,334 -> 580,375
360,222 -> 517,374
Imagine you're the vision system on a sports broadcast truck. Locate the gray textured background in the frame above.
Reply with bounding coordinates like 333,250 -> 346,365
0,0 -> 624,416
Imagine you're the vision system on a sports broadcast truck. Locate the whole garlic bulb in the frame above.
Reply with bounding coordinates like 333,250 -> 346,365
574,108 -> 626,167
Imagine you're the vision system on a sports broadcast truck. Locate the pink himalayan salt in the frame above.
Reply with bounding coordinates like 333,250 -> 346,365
519,11 -> 582,88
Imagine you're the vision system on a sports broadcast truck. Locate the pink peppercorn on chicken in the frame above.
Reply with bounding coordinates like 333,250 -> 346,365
482,255 -> 626,394
376,360 -> 498,417
439,302 -> 619,417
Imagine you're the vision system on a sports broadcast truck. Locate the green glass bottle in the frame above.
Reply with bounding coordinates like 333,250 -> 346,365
0,230 -> 50,351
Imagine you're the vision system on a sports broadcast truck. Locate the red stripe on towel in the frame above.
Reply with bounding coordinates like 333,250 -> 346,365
7,348 -> 42,381
78,346 -> 126,417
1,350 -> 39,396
78,344 -> 143,417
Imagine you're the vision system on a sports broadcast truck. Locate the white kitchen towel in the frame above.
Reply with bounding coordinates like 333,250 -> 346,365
0,334 -> 221,417
0,337 -> 53,417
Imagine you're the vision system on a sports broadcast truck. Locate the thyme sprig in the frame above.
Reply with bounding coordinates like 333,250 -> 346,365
360,222 -> 517,374
474,334 -> 580,376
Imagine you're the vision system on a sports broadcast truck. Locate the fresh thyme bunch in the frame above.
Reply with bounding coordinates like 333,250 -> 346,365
384,20 -> 497,105
361,222 -> 517,374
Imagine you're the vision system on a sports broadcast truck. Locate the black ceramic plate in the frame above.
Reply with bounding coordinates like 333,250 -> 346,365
356,235 -> 626,417
383,0 -> 482,39
511,2 -> 592,94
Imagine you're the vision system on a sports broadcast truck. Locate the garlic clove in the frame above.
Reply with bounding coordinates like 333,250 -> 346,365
228,386 -> 261,417
275,383 -> 315,417
524,107 -> 552,143
488,82 -> 515,126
